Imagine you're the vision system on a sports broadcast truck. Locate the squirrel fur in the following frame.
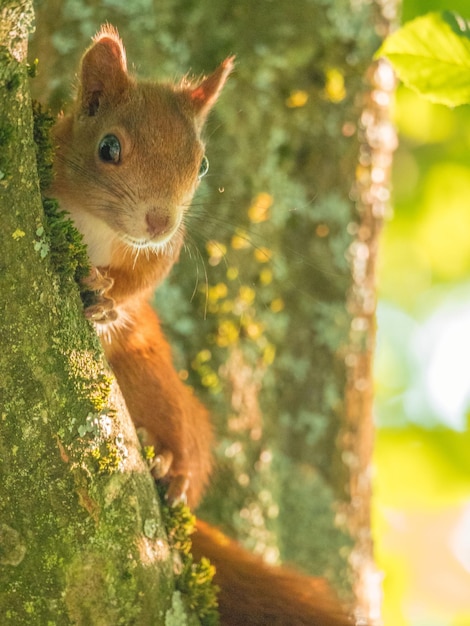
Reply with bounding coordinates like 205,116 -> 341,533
48,25 -> 350,626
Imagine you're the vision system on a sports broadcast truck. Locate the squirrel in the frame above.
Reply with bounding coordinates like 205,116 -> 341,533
48,25 -> 351,626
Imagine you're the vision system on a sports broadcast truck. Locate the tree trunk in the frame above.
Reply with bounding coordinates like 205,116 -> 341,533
341,55 -> 397,623
0,4 -> 180,624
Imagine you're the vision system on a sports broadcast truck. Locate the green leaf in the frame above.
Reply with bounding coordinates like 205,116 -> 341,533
377,12 -> 470,107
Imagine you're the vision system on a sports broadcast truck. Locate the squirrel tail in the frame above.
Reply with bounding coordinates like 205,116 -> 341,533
192,520 -> 351,626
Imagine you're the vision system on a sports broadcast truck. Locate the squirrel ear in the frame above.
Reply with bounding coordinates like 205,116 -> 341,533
78,25 -> 130,116
190,56 -> 235,123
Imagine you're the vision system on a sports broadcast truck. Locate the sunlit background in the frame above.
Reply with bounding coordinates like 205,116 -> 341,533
374,1 -> 470,624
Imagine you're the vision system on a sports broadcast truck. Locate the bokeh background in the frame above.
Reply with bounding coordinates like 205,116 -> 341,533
374,1 -> 470,624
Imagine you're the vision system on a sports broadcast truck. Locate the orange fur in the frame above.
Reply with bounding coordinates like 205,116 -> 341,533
49,26 -> 350,625
193,520 -> 350,626
105,300 -> 213,506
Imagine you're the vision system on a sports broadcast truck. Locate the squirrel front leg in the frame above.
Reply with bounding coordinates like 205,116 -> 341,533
101,299 -> 213,508
81,267 -> 118,324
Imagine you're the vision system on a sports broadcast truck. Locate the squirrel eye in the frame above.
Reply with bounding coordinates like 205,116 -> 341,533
198,155 -> 209,179
98,134 -> 121,163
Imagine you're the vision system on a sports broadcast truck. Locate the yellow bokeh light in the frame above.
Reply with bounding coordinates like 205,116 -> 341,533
245,322 -> 264,340
226,266 -> 239,281
208,283 -> 228,302
254,246 -> 272,263
270,298 -> 284,313
206,240 -> 227,265
231,230 -> 251,249
238,285 -> 256,304
286,89 -> 309,108
259,268 -> 273,285
248,192 -> 273,223
263,344 -> 276,366
324,68 -> 346,103
216,320 -> 239,347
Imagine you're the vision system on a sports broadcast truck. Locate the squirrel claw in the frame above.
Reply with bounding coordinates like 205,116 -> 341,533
166,474 -> 190,507
84,298 -> 118,323
81,267 -> 117,324
149,449 -> 173,479
137,431 -> 191,506
81,267 -> 113,293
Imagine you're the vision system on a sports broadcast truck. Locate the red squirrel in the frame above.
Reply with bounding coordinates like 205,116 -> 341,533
49,26 -> 350,626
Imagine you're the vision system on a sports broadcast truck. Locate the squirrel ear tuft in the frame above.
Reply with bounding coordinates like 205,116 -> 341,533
190,56 -> 235,123
78,25 -> 130,116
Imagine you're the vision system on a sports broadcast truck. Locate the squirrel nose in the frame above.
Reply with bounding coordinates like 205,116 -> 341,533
145,210 -> 171,238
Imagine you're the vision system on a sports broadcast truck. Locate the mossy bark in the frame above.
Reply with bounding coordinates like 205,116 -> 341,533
0,4 -> 179,624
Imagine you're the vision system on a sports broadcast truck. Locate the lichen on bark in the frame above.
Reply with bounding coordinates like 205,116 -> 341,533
0,3 -> 185,624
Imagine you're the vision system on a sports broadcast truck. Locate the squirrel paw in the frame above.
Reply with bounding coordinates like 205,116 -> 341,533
150,451 -> 190,505
138,429 -> 190,506
149,449 -> 173,479
81,267 -> 118,324
165,474 -> 190,506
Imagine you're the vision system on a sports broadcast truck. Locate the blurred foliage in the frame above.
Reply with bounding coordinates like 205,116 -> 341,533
30,0 -> 382,599
379,90 -> 470,308
375,1 -> 470,624
401,0 -> 470,23
377,11 -> 470,107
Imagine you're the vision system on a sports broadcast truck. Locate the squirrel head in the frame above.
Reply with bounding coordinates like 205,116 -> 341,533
51,25 -> 234,268
79,26 -> 234,124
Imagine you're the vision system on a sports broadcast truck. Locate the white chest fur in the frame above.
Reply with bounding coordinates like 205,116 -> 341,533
69,209 -> 118,268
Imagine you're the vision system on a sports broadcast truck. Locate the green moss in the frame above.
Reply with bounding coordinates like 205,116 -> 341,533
0,122 -> 14,182
63,408 -> 128,478
143,445 -> 156,462
32,101 -> 90,286
27,58 -> 39,79
65,550 -> 140,625
89,374 -> 114,413
65,349 -> 113,412
165,591 -> 199,626
42,197 -> 90,285
5,73 -> 20,92
177,558 -> 219,626
0,123 -> 14,145
159,491 -> 219,626
0,524 -> 26,566
32,100 -> 54,191
90,438 -> 127,474
161,497 -> 196,557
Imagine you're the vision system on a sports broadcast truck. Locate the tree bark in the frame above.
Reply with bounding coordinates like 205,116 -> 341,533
0,4 -> 179,624
341,55 -> 397,624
